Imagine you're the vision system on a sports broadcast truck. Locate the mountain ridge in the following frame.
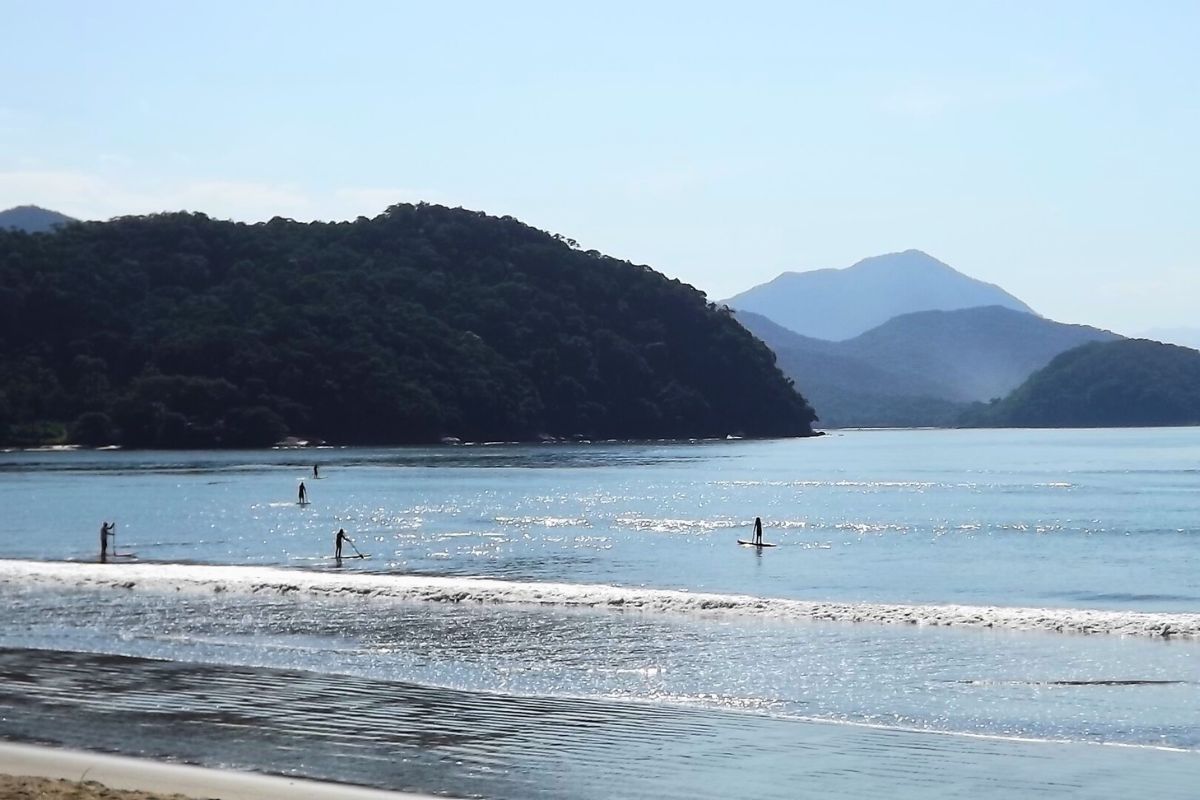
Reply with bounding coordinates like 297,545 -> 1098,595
736,305 -> 1119,428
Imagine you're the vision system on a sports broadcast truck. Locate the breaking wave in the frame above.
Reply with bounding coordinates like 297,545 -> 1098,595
2,559 -> 1198,639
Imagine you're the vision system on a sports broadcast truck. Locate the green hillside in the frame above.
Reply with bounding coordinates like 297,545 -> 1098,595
963,339 -> 1200,427
0,204 -> 816,447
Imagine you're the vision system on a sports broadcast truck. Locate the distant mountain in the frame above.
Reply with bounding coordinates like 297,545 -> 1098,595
0,205 -> 76,232
723,250 -> 1035,341
727,311 -> 841,357
768,351 -> 966,428
736,306 -> 1119,428
964,339 -> 1200,428
836,306 -> 1121,403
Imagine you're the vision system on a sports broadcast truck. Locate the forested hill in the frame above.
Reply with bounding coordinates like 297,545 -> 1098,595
962,339 -> 1200,428
0,204 -> 816,447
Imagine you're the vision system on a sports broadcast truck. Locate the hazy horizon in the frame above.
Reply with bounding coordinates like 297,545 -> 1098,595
2,1 -> 1196,336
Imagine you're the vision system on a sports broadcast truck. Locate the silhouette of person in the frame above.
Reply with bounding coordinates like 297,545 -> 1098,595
100,521 -> 115,561
753,516 -> 764,546
335,528 -> 351,559
299,481 -> 308,504
313,464 -> 319,478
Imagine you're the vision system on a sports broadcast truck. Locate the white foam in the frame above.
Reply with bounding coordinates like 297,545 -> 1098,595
1,559 -> 1198,639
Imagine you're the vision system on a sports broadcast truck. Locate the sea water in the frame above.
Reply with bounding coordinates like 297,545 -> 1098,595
1,428 -> 1199,797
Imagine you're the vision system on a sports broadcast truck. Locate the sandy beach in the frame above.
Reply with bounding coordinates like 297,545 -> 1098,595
0,774 -> 194,800
0,741 -> 442,800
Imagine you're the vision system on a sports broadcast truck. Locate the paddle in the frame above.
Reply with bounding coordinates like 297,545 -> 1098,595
348,538 -> 365,559
109,522 -> 137,558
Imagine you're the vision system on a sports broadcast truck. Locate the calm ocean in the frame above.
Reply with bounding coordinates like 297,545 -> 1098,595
2,428 -> 1199,798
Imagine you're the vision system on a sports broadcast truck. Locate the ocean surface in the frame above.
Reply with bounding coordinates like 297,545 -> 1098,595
2,428 -> 1199,797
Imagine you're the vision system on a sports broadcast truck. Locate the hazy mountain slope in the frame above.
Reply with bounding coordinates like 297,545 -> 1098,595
769,346 -> 967,428
965,339 -> 1200,428
723,249 -> 1035,341
735,305 -> 1119,427
735,310 -> 945,395
735,310 -> 965,427
839,306 -> 1121,402
729,310 -> 841,356
0,205 -> 76,232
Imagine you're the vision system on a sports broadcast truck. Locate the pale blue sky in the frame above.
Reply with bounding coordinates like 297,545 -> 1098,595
2,1 -> 1197,335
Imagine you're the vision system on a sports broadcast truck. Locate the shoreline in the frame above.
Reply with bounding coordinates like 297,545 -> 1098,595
0,741 -> 445,800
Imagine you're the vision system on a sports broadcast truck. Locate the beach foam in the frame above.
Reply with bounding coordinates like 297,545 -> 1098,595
1,559 -> 1198,639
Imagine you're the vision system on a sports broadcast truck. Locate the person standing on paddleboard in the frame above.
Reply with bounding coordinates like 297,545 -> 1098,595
335,528 -> 351,560
299,481 -> 308,504
753,516 -> 764,546
99,521 -> 115,561
313,464 -> 319,478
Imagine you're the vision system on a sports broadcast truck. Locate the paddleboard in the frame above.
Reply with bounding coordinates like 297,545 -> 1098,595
737,540 -> 776,547
298,500 -> 311,506
111,553 -> 138,560
333,554 -> 371,560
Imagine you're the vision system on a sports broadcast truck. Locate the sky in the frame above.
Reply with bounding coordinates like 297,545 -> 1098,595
2,1 -> 1197,337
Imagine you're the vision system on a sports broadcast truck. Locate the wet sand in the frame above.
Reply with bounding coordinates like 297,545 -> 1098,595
4,647 -> 1200,799
0,774 -> 194,800
0,741 -> 440,800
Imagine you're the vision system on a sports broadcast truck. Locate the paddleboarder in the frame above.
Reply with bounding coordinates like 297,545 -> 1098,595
752,516 -> 764,546
298,480 -> 308,504
335,528 -> 351,560
99,521 -> 115,561
313,464 -> 319,478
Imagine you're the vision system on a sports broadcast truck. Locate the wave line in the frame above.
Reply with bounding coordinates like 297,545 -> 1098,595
1,560 -> 1198,639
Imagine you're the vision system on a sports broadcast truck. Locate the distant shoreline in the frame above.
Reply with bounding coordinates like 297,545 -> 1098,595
2,431 -> 826,453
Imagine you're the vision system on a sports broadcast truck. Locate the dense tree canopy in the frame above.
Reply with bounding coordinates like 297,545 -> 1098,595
0,204 -> 816,447
960,339 -> 1200,427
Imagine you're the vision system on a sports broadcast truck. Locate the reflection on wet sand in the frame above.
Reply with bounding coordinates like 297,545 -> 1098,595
1,648 -> 1198,800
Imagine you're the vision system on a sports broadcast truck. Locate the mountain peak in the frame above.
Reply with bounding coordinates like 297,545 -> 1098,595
0,205 -> 78,233
723,251 -> 1035,341
847,249 -> 955,274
